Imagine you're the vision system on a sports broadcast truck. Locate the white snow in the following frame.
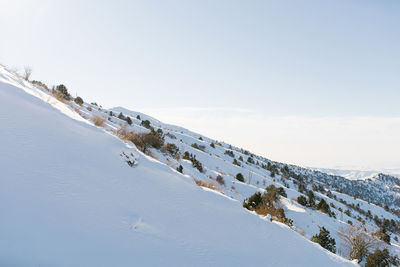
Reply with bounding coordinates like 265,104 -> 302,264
0,65 -> 357,266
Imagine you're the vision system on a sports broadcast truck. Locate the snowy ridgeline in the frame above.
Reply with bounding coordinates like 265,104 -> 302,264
0,64 -> 397,266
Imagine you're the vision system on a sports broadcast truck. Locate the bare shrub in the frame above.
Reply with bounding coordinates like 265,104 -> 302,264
338,226 -> 381,262
23,66 -> 32,81
92,115 -> 106,127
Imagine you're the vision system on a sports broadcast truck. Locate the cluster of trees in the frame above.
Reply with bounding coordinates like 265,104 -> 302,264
191,143 -> 205,152
297,191 -> 334,217
182,152 -> 203,173
117,112 -> 133,125
53,84 -> 71,100
224,150 -> 234,157
247,156 -> 255,164
366,248 -> 399,266
243,185 -> 292,226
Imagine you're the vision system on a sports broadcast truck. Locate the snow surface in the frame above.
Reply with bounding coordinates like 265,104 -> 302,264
0,65 -> 356,266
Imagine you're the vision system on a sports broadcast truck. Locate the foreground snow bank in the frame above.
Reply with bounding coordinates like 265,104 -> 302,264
0,66 -> 355,266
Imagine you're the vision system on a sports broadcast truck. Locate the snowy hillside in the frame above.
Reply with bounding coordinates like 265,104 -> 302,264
0,64 -> 398,266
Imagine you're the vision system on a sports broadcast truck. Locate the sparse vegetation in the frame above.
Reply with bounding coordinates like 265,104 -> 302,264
92,115 -> 106,127
162,143 -> 179,157
182,152 -> 204,173
194,179 -> 220,191
224,150 -> 234,157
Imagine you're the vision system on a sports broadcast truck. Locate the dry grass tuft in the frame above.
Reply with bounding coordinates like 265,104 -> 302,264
194,179 -> 221,191
92,115 -> 106,127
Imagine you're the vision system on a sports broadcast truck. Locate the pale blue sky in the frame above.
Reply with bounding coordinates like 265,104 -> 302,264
1,0 -> 400,169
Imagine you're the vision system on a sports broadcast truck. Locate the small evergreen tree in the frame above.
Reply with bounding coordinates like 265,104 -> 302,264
243,192 -> 262,210
297,195 -> 308,206
373,228 -> 390,244
136,115 -> 141,120
118,112 -> 125,120
74,96 -> 83,105
307,191 -> 315,207
311,227 -> 336,253
233,159 -> 241,166
141,120 -> 151,129
316,199 -> 330,214
126,116 -> 132,125
236,173 -> 245,182
176,165 -> 183,173
210,142 -> 215,148
277,187 -> 287,198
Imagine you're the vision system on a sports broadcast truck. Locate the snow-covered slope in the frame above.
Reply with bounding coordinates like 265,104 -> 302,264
0,66 -> 357,266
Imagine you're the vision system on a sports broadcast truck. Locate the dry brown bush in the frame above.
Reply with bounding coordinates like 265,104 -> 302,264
117,127 -> 135,141
194,179 -> 221,191
295,228 -> 306,236
53,90 -> 67,103
92,115 -> 106,127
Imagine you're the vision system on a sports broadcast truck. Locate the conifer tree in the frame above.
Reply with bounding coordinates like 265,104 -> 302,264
311,227 -> 336,253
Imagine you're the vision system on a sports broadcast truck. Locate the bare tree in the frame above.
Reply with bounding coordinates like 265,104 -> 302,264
23,66 -> 32,81
338,226 -> 381,263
